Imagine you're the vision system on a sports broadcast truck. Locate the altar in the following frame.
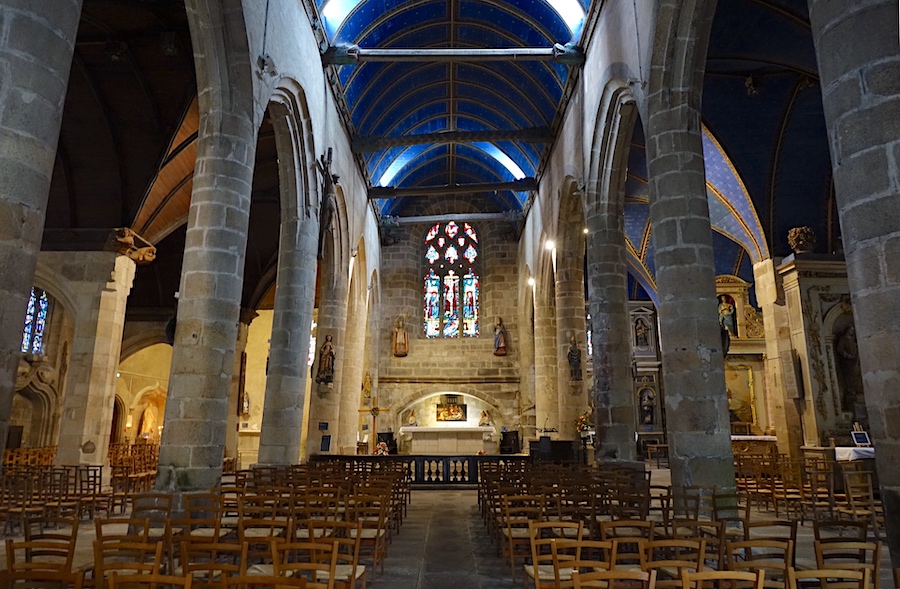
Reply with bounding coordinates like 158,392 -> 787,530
398,426 -> 495,455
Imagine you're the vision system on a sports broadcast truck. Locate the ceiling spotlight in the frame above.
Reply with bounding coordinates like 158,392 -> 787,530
582,228 -> 589,234
527,277 -> 536,286
545,240 -> 555,251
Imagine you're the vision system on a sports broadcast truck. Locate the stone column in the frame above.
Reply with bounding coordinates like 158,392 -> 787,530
645,104 -> 734,491
156,110 -> 257,493
518,290 -> 537,442
555,241 -> 588,438
752,259 -> 803,458
586,211 -> 636,462
257,212 -> 319,465
55,253 -> 136,467
807,0 -> 900,560
305,266 -> 349,459
533,285 -> 558,434
338,278 -> 368,453
0,0 -> 83,453
225,313 -> 255,462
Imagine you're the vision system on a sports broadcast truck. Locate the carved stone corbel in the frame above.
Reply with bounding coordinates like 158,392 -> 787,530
106,228 -> 157,265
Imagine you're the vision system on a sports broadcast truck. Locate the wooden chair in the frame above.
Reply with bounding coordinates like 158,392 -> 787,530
178,540 -> 247,588
500,494 -> 546,580
642,539 -> 705,588
600,521 -> 654,569
179,493 -> 226,541
239,494 -> 292,567
346,493 -> 389,579
108,572 -> 193,589
0,568 -> 85,588
836,472 -> 883,541
5,537 -> 77,574
313,520 -> 365,589
271,539 -> 338,589
572,568 -> 657,588
92,539 -> 164,589
552,539 -> 614,589
814,540 -> 881,589
669,520 -> 725,570
742,520 -> 798,568
786,567 -> 869,589
525,521 -> 584,589
131,494 -> 174,572
726,539 -> 793,589
681,570 -> 765,589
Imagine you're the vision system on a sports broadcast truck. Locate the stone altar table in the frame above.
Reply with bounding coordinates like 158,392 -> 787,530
398,426 -> 495,455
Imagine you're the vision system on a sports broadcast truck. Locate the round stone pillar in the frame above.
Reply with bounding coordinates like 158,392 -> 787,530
554,240 -> 588,439
257,212 -> 319,465
0,0 -> 83,458
338,276 -> 369,453
533,284 -> 558,434
585,210 -> 636,462
646,101 -> 734,492
156,110 -> 257,493
305,264 -> 349,459
807,0 -> 900,561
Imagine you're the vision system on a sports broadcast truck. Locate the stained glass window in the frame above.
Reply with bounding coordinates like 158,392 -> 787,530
423,222 -> 479,338
21,288 -> 49,355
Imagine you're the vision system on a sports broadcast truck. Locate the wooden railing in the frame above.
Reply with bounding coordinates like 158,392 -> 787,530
311,454 -> 531,486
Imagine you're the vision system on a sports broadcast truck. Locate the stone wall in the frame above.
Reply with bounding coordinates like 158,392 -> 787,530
377,218 -> 521,441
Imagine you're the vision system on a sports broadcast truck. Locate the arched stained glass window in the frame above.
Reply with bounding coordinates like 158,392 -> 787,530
424,221 -> 479,338
21,288 -> 49,355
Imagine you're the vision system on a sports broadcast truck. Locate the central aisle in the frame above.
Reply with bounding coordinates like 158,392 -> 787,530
370,490 -> 518,589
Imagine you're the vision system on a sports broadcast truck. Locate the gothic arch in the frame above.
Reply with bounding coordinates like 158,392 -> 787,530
394,386 -> 506,422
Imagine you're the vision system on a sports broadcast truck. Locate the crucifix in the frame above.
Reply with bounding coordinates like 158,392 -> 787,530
359,397 -> 391,435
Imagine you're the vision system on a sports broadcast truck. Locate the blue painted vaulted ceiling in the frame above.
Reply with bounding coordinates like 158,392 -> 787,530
317,0 -> 587,215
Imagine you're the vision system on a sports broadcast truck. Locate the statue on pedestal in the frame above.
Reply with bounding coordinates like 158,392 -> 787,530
567,335 -> 582,382
315,334 -> 335,385
392,314 -> 409,357
493,317 -> 509,356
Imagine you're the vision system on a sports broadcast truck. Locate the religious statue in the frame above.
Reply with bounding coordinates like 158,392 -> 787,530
317,149 -> 338,260
718,295 -> 737,336
407,410 -> 417,427
361,371 -> 372,399
479,410 -> 492,427
392,314 -> 409,357
835,325 -> 864,411
493,317 -> 509,356
639,389 -> 655,425
567,335 -> 582,381
634,318 -> 650,348
315,334 -> 335,384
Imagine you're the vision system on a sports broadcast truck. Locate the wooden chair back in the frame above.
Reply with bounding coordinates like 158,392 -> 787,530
572,568 -> 657,588
681,570 -> 765,589
0,568 -> 85,588
786,567 -> 869,589
108,571 -> 193,588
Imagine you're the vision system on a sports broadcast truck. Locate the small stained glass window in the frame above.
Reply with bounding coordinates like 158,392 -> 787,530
21,288 -> 49,355
423,222 -> 479,338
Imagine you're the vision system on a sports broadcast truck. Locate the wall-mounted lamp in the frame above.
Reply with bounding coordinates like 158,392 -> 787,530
527,277 -> 536,286
544,240 -> 556,251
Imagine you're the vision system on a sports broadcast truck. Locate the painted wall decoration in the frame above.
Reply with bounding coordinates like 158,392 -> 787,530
436,403 -> 467,422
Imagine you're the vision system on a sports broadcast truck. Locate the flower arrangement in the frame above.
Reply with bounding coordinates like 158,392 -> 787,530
574,410 -> 594,433
476,449 -> 487,456
373,441 -> 390,456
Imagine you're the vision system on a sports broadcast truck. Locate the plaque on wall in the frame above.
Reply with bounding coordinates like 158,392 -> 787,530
436,403 -> 467,421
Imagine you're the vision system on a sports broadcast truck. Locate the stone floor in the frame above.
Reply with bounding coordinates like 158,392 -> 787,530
370,490 -> 517,589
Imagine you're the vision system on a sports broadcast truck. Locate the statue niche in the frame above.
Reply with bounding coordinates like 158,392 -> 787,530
834,323 -> 864,413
